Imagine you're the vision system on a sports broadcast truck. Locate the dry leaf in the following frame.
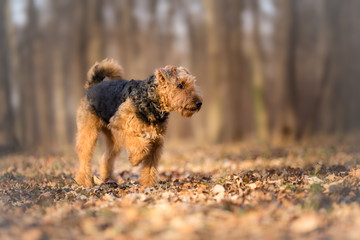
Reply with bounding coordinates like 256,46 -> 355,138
183,183 -> 192,188
93,175 -> 103,185
290,214 -> 321,233
212,185 -> 225,194
350,168 -> 360,178
22,228 -> 43,240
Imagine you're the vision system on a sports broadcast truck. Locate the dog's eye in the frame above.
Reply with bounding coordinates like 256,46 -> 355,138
177,83 -> 184,89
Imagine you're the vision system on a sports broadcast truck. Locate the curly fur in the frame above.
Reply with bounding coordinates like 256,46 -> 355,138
86,75 -> 169,125
85,58 -> 124,89
75,59 -> 202,188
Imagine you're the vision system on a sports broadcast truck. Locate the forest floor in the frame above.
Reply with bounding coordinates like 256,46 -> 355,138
1,137 -> 360,240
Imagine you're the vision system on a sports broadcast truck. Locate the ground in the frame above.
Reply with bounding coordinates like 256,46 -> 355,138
1,138 -> 360,240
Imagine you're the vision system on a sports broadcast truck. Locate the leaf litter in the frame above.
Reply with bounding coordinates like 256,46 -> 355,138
0,141 -> 360,239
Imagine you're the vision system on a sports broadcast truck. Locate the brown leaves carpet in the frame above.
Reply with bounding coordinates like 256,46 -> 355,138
1,140 -> 360,240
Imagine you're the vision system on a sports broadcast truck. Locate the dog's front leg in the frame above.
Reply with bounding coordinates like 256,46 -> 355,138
139,138 -> 163,187
122,133 -> 163,187
123,135 -> 151,167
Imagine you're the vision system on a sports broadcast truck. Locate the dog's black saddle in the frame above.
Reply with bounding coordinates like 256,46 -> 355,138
86,79 -> 138,124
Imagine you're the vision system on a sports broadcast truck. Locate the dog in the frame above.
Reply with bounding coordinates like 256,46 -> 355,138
75,59 -> 202,188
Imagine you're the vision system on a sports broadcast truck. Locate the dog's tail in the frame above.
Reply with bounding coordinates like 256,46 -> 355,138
85,58 -> 124,89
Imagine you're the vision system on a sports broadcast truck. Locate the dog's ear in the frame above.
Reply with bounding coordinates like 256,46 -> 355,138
177,66 -> 190,74
156,65 -> 177,83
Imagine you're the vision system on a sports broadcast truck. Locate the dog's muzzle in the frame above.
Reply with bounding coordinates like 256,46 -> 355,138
195,100 -> 202,109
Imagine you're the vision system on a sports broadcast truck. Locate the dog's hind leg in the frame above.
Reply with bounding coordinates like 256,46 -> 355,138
75,100 -> 100,188
100,128 -> 120,182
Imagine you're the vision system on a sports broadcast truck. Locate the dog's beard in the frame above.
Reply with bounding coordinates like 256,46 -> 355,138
180,108 -> 199,117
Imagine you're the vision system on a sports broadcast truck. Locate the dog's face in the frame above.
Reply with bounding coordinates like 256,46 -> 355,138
155,65 -> 203,117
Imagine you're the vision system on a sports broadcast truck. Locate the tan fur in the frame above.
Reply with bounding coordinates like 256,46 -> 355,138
75,98 -> 104,188
109,99 -> 167,186
99,127 -> 120,181
85,58 -> 124,89
76,60 -> 202,188
155,65 -> 202,117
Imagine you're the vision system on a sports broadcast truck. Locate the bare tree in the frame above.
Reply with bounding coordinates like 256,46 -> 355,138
1,0 -> 360,152
0,0 -> 17,151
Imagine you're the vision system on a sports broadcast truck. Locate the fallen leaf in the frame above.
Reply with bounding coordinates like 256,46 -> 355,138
22,228 -> 43,240
248,183 -> 257,190
350,168 -> 360,178
183,183 -> 192,188
290,214 -> 321,234
103,193 -> 115,201
93,175 -> 103,185
212,184 -> 225,194
198,184 -> 207,190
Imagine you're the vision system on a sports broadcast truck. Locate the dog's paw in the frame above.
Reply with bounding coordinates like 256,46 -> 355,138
75,172 -> 94,188
139,174 -> 158,187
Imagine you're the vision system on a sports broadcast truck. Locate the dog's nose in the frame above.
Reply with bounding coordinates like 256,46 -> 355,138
196,101 -> 202,108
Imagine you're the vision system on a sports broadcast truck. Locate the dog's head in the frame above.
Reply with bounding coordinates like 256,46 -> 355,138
155,65 -> 203,117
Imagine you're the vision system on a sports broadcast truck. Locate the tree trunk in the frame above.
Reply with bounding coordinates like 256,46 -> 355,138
0,0 -> 17,151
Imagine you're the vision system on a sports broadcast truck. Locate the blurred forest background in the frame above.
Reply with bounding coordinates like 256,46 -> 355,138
1,0 -> 360,153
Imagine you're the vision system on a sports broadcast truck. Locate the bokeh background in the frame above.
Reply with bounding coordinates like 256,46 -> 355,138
1,0 -> 360,153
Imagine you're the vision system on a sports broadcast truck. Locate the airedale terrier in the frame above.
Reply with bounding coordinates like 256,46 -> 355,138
75,59 -> 203,188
